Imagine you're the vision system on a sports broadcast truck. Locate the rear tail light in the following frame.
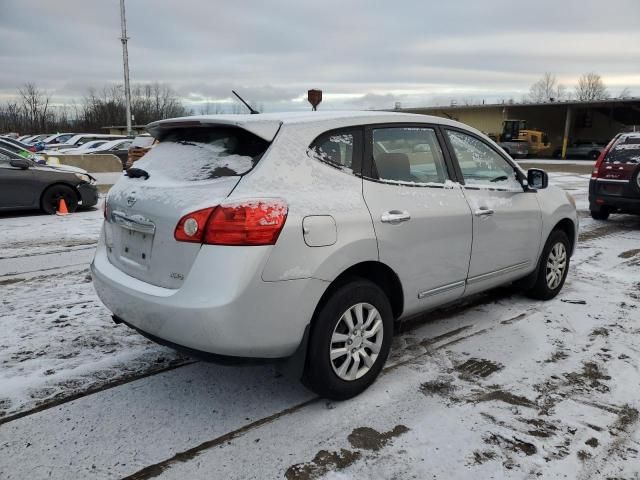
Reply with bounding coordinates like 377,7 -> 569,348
174,200 -> 288,246
592,136 -> 618,179
174,207 -> 216,243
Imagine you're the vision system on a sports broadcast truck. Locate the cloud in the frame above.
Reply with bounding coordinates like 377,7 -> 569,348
1,0 -> 639,110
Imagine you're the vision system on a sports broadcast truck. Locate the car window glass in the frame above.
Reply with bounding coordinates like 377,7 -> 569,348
371,127 -> 447,184
607,140 -> 640,163
309,132 -> 355,171
446,130 -> 521,190
136,126 -> 269,181
0,153 -> 10,163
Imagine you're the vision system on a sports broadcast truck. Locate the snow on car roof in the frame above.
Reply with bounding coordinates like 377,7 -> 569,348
147,111 -> 471,142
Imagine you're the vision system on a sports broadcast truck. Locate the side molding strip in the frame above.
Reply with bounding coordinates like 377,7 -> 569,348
466,261 -> 530,285
418,280 -> 465,299
417,261 -> 531,299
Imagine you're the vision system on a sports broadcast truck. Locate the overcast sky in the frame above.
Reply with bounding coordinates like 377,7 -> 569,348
1,0 -> 639,111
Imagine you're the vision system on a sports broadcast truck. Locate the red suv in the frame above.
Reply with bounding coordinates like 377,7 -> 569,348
589,132 -> 640,220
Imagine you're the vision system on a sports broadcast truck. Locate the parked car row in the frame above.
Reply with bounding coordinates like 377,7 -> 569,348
3,132 -> 156,171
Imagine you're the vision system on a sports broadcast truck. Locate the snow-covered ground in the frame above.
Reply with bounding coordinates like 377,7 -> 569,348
1,174 -> 639,479
0,207 -> 187,420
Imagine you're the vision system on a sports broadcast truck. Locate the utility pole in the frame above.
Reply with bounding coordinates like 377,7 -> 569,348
119,0 -> 132,136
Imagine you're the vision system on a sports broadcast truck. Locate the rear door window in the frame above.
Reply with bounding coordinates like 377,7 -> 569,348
135,126 -> 270,181
370,127 -> 448,184
308,129 -> 361,173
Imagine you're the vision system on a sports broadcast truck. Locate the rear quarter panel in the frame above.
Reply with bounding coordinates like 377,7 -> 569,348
229,122 -> 379,283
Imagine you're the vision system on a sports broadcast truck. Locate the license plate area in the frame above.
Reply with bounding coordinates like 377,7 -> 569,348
119,228 -> 153,267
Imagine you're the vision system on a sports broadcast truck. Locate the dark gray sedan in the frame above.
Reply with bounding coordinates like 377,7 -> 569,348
0,147 -> 99,214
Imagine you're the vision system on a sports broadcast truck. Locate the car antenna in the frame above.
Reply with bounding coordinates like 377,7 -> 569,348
232,90 -> 259,114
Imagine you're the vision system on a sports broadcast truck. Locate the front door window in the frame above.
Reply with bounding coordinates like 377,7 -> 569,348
445,130 -> 521,190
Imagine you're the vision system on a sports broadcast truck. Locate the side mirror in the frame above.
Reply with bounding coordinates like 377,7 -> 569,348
527,168 -> 548,190
10,159 -> 30,170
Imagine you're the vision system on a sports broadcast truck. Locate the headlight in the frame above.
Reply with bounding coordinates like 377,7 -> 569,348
74,173 -> 93,184
565,191 -> 576,208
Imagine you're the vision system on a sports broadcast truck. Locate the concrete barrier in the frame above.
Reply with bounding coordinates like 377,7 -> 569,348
43,154 -> 123,173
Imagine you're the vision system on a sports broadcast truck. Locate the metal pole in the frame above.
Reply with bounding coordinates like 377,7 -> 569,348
120,0 -> 132,136
561,106 -> 572,160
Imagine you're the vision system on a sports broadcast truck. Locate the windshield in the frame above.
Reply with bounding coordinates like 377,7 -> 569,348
135,126 -> 270,182
607,140 -> 640,163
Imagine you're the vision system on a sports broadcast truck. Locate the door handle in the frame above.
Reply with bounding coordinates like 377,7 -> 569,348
473,207 -> 495,217
381,210 -> 411,224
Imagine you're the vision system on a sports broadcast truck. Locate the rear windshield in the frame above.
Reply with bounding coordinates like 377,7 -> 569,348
607,138 -> 640,163
135,127 -> 269,181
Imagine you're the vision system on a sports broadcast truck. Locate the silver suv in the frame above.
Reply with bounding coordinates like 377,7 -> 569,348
92,112 -> 578,399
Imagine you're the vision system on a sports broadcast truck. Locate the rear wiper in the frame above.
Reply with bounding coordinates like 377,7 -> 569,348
126,168 -> 150,180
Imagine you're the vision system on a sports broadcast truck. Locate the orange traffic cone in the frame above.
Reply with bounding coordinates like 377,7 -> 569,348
56,198 -> 69,216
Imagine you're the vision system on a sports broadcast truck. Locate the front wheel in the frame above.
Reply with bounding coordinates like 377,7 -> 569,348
41,184 -> 78,214
303,279 -> 393,400
526,230 -> 570,300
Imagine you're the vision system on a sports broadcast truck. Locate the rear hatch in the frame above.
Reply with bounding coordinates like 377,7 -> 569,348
127,136 -> 156,168
104,125 -> 272,288
594,136 -> 640,196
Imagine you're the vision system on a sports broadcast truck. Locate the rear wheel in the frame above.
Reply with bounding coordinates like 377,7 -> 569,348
632,165 -> 640,194
526,230 -> 570,300
41,184 -> 78,214
303,279 -> 393,400
590,208 -> 610,220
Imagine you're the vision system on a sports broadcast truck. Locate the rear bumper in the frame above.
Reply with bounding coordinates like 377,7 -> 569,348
91,233 -> 329,358
78,183 -> 99,208
589,179 -> 640,214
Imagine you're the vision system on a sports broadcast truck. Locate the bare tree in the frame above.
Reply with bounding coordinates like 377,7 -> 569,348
618,87 -> 631,98
199,102 -> 225,115
529,73 -> 566,102
575,73 -> 608,101
1,82 -> 189,134
18,83 -> 51,132
555,84 -> 567,101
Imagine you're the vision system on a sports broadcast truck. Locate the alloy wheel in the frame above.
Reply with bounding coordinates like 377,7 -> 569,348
546,242 -> 567,290
330,302 -> 384,381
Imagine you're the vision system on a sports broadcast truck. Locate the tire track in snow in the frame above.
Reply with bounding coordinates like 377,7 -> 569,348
0,360 -> 197,427
119,313 -> 528,480
0,284 -> 514,428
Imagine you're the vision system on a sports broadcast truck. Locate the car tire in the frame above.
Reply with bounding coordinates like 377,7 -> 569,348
588,150 -> 600,160
632,165 -> 640,194
41,184 -> 78,214
590,208 -> 610,220
303,278 -> 393,400
526,230 -> 571,300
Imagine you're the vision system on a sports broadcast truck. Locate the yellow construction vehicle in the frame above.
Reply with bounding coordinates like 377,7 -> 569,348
496,120 -> 552,158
